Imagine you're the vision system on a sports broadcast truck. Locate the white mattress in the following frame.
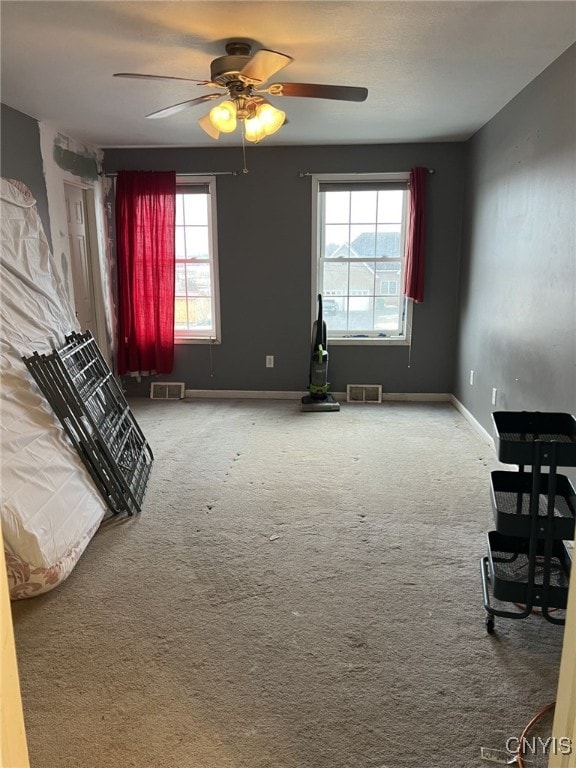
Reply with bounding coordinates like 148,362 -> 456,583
1,177 -> 107,599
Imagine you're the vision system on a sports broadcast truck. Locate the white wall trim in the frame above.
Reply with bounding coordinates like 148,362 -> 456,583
450,395 -> 495,449
185,389 -> 303,400
381,392 -> 451,402
184,389 -> 453,402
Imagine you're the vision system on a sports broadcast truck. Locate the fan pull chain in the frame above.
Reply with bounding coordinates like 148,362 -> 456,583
241,124 -> 249,174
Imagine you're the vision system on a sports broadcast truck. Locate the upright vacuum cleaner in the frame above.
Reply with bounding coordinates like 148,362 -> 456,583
301,294 -> 340,412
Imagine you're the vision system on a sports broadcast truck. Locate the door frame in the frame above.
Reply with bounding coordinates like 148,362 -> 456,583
62,179 -> 109,358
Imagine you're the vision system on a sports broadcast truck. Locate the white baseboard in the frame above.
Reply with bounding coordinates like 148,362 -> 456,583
185,389 -> 302,400
450,395 -> 495,449
184,389 -> 452,403
380,392 -> 452,402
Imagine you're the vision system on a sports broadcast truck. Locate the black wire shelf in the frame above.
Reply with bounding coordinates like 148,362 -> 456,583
23,331 -> 153,516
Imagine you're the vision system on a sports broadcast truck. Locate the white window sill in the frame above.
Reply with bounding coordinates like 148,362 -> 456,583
329,337 -> 410,346
175,337 -> 221,345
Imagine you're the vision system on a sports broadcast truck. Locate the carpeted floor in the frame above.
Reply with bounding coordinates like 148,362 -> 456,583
11,400 -> 565,768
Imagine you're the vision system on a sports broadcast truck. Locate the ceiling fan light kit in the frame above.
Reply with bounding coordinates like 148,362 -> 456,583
202,95 -> 286,143
114,40 -> 368,144
208,100 -> 237,133
205,96 -> 284,144
254,102 -> 286,134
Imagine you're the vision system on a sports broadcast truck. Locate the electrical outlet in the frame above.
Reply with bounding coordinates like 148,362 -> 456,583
266,355 -> 274,368
469,370 -> 474,386
492,387 -> 498,406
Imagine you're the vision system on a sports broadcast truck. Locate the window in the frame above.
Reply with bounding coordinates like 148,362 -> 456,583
174,177 -> 220,342
313,174 -> 412,343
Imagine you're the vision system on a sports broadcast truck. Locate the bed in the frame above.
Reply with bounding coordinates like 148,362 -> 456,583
1,177 -> 107,599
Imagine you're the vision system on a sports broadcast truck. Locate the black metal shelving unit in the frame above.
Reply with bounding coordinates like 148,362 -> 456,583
481,411 -> 576,633
23,331 -> 153,516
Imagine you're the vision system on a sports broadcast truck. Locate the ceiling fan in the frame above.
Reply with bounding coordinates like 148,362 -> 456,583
114,41 -> 368,142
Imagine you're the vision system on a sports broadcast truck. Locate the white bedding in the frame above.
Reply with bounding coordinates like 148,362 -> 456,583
1,177 -> 107,599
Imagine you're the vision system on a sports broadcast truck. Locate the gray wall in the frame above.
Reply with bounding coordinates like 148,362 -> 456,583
4,37 -> 574,415
104,142 -> 466,395
455,44 -> 576,436
0,103 -> 51,248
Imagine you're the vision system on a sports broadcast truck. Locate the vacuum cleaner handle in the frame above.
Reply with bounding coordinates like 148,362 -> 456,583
314,294 -> 324,349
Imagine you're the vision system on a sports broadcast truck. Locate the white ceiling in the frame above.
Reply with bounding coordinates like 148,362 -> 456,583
1,1 -> 575,149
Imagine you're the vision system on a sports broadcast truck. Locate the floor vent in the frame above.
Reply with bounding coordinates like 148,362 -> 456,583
150,382 -> 185,401
346,384 -> 383,403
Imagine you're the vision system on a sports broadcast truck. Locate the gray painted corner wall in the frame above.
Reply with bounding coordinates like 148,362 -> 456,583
0,103 -> 52,248
455,44 -> 576,442
104,142 -> 466,396
3,34 -> 574,429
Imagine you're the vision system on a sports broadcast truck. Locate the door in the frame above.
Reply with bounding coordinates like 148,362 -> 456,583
64,182 -> 96,335
1,528 -> 30,767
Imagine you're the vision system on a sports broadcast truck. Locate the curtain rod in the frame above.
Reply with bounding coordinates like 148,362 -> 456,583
100,170 -> 240,178
298,168 -> 435,177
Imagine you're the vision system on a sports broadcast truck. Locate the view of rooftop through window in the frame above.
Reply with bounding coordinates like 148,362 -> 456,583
318,183 -> 408,338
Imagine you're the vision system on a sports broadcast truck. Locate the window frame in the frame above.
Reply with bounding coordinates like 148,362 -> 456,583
311,173 -> 413,346
174,175 -> 221,345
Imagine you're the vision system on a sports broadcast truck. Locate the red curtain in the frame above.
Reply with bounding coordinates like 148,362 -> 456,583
115,170 -> 176,376
402,167 -> 428,304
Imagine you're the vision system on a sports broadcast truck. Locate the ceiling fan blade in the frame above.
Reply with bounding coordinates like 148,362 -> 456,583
146,93 -> 223,120
238,49 -> 292,85
114,72 -> 215,85
265,82 -> 368,102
